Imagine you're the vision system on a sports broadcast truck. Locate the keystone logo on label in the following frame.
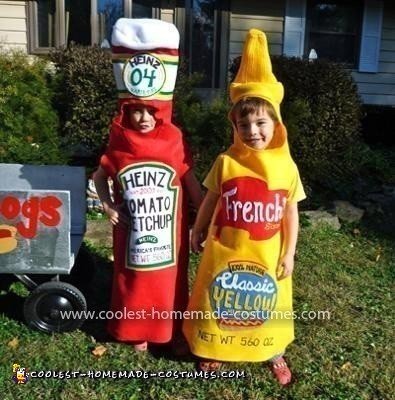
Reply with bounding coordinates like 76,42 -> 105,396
135,235 -> 158,245
123,53 -> 166,97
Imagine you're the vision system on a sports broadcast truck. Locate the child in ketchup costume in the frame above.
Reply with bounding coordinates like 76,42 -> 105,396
94,18 -> 202,352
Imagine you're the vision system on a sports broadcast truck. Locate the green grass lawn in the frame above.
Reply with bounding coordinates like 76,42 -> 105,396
1,224 -> 394,400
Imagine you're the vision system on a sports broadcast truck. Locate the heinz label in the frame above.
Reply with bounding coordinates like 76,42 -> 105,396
123,53 -> 166,97
118,163 -> 178,270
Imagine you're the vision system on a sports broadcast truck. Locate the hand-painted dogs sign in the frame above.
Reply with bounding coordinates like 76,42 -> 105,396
0,190 -> 70,274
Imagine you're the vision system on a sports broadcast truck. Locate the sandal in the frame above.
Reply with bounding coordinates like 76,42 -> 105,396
270,357 -> 292,385
198,359 -> 223,372
133,341 -> 148,352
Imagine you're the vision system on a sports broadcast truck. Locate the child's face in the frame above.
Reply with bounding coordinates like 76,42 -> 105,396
128,106 -> 156,133
235,106 -> 275,150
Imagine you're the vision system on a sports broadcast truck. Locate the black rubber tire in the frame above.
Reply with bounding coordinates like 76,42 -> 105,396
23,281 -> 87,333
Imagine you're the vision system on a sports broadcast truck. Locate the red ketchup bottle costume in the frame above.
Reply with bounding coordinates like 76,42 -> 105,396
100,18 -> 192,343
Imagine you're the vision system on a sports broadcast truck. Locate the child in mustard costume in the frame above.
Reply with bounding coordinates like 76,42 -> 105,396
182,29 -> 306,385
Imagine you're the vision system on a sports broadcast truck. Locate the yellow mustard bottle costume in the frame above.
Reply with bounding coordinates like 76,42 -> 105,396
183,29 -> 306,362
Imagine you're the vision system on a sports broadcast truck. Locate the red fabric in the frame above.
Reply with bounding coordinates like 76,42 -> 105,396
101,109 -> 192,343
112,46 -> 179,56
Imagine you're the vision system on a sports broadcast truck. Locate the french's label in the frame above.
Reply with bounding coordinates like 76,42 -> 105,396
215,177 -> 288,240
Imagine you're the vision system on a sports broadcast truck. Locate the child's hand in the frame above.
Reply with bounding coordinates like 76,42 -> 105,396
276,253 -> 294,280
104,203 -> 129,227
190,229 -> 207,253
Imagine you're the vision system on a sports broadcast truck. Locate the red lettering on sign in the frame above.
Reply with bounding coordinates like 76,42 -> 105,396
40,196 -> 62,226
215,177 -> 288,241
0,196 -> 20,219
0,195 -> 62,239
17,197 -> 40,239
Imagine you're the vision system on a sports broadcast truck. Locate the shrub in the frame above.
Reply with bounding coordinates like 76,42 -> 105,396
361,105 -> 395,145
173,64 -> 231,181
230,56 -> 363,200
0,50 -> 65,165
50,44 -> 118,162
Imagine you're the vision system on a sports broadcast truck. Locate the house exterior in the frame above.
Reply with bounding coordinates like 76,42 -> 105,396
0,0 -> 394,106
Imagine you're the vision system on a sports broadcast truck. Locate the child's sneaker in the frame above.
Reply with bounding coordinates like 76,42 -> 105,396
270,357 -> 292,385
198,359 -> 222,372
132,341 -> 148,352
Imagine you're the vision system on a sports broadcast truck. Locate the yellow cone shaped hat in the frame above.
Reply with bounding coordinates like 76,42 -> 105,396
230,29 -> 284,122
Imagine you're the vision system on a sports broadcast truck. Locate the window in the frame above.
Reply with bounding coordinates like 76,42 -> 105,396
28,0 -> 60,51
132,0 -> 155,18
181,0 -> 229,88
36,0 -> 56,47
66,0 -> 91,45
28,1 -> 157,53
305,0 -> 363,66
97,0 -> 157,46
28,0 -> 91,52
97,0 -> 124,45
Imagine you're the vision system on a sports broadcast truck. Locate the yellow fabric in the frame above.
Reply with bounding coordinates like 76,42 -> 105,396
183,27 -> 305,362
229,28 -> 284,121
183,124 -> 305,362
204,136 -> 305,205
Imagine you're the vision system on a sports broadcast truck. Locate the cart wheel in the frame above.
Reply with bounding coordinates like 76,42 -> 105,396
23,281 -> 87,333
